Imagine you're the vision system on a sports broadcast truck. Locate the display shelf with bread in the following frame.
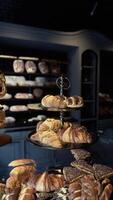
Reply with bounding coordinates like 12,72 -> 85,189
0,52 -> 69,129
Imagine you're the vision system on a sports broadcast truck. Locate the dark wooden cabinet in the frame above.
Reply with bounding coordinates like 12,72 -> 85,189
81,50 -> 98,131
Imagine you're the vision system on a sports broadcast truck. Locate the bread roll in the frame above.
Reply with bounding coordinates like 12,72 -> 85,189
8,159 -> 36,167
13,59 -> 24,73
25,61 -> 37,73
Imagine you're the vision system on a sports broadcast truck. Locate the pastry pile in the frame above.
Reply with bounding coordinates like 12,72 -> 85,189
30,118 -> 93,148
1,149 -> 113,200
1,159 -> 64,200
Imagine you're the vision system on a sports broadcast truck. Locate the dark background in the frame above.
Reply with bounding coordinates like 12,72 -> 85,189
0,0 -> 113,39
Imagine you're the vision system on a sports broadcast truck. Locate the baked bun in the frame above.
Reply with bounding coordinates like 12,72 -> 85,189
41,95 -> 67,109
13,59 -> 24,73
8,159 -> 36,167
25,61 -> 37,73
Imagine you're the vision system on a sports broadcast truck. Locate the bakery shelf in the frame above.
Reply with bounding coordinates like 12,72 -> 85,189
4,72 -> 60,78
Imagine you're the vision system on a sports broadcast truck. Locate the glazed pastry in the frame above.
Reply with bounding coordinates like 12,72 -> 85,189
13,59 -> 24,73
25,61 -> 37,73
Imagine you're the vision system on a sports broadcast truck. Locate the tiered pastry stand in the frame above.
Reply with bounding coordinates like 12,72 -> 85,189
27,75 -> 96,170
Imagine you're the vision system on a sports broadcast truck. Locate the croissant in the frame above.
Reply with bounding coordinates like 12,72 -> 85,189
10,165 -> 36,176
5,176 -> 21,193
35,172 -> 64,192
31,129 -> 63,148
58,124 -> 92,144
38,118 -> 71,132
18,186 -> 36,200
41,95 -> 67,108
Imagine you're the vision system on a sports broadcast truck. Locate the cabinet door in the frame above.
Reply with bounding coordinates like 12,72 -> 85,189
25,141 -> 55,172
81,50 -> 98,131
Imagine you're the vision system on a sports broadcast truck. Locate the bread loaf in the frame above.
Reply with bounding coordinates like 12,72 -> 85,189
25,61 -> 37,73
13,59 -> 24,73
38,61 -> 49,74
